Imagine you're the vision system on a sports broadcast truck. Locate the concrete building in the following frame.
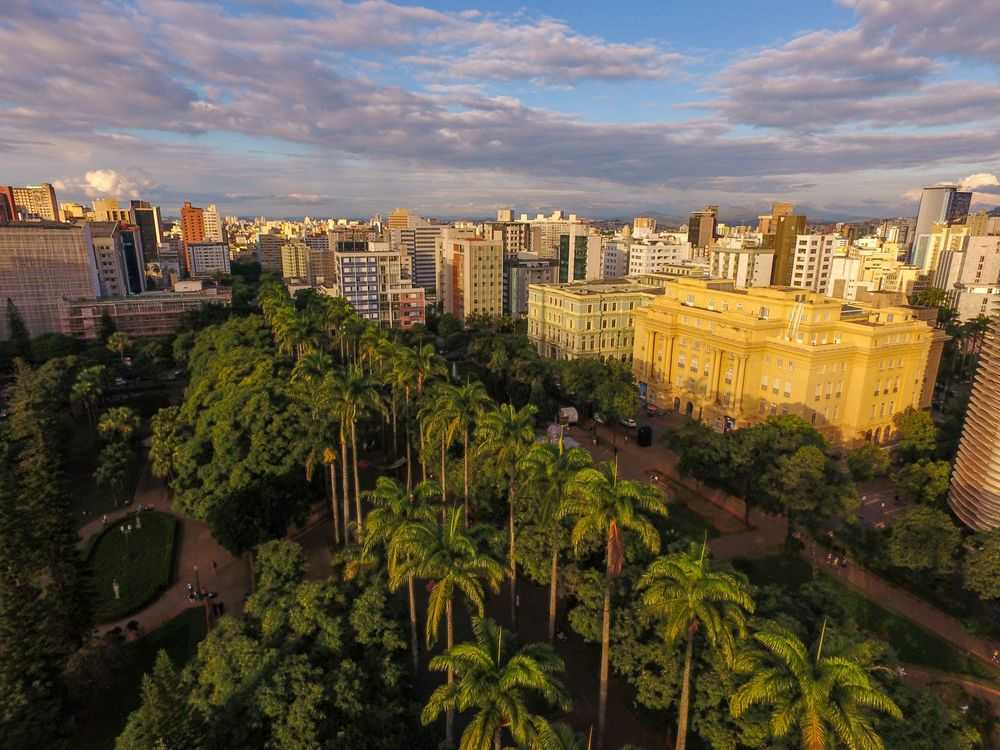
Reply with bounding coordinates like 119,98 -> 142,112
256,232 -> 285,273
387,208 -> 419,231
334,241 -> 425,328
437,235 -> 504,320
130,200 -> 163,263
557,225 -> 602,283
769,213 -> 808,285
0,222 -> 100,337
488,221 -> 532,257
628,237 -> 695,275
600,239 -> 629,279
0,187 -> 16,223
10,183 -> 59,221
89,221 -> 146,297
202,204 -> 223,242
496,207 -> 514,223
914,186 -> 971,250
527,280 -> 663,362
187,242 -> 231,278
632,217 -> 657,238
179,201 -> 205,275
280,239 -> 311,280
632,278 -> 947,443
790,234 -> 845,292
92,198 -> 134,223
503,253 -> 558,317
950,316 -> 1000,529
914,222 -> 970,275
710,246 -> 775,289
688,206 -> 718,248
59,282 -> 232,340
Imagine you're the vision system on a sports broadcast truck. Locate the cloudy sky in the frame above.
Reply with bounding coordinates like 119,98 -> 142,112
2,0 -> 1000,220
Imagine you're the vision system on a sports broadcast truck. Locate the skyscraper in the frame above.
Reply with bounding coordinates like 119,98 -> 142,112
950,316 -> 1000,529
914,186 -> 971,246
179,201 -> 205,275
10,183 -> 59,221
769,213 -> 808,286
687,205 -> 719,249
496,207 -> 513,222
130,200 -> 163,263
202,204 -> 223,242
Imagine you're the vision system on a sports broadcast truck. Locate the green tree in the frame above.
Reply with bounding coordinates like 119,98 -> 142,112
71,364 -> 107,430
5,297 -> 31,356
98,405 -> 140,443
422,617 -> 570,750
149,406 -> 183,482
521,440 -> 593,642
891,459 -> 951,505
115,651 -> 198,750
963,529 -> 1000,601
639,545 -> 755,750
476,403 -> 537,630
107,331 -> 131,362
762,444 -> 856,542
393,508 -> 504,747
847,443 -> 891,481
98,308 -> 118,341
561,460 -> 668,750
96,441 -> 133,505
434,381 -> 493,525
888,506 -> 961,573
363,476 -> 437,672
893,409 -> 938,463
731,623 -> 902,750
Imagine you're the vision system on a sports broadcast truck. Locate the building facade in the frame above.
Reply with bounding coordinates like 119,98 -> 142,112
503,253 -> 558,317
280,239 -> 310,280
334,242 -> 425,328
790,233 -> 845,291
89,221 -> 146,297
187,242 -> 231,278
10,183 -> 59,221
527,280 -> 663,362
130,200 -> 163,263
950,316 -> 1000,529
710,246 -> 775,289
0,222 -> 100,337
632,278 -> 946,444
437,236 -> 504,320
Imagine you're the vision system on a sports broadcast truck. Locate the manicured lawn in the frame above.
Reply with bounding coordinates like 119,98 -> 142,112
733,554 -> 1000,683
71,607 -> 207,750
88,511 -> 178,623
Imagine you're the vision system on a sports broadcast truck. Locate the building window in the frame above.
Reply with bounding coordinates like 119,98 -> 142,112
761,375 -> 769,390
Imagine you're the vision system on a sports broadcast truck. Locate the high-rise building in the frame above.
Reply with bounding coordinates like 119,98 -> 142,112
437,236 -> 504,320
488,221 -> 532,257
632,217 -> 657,238
10,183 -> 59,221
632,278 -> 947,441
280,239 -> 310,280
914,186 -> 971,249
256,232 -> 285,273
503,253 -> 559,317
387,208 -> 418,231
687,205 -> 719,248
187,242 -> 231,278
527,280 -> 663,361
950,316 -> 1000,529
59,202 -> 90,222
202,204 -> 223,242
496,207 -> 513,223
710,246 -> 775,289
334,241 -> 425,328
0,222 -> 100,337
789,234 -> 845,292
130,200 -> 163,263
769,213 -> 808,285
914,221 -> 970,275
92,198 -> 134,223
89,221 -> 146,297
557,225 -> 602,283
627,236 -> 695,275
179,201 -> 205,274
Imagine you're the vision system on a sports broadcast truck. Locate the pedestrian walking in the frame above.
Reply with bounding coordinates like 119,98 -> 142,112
212,560 -> 218,573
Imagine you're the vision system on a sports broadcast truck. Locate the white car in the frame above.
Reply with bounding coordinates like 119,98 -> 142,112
620,417 -> 638,428
593,413 -> 606,425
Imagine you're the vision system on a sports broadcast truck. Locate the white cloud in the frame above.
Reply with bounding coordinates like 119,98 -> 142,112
55,169 -> 156,200
960,173 -> 1000,191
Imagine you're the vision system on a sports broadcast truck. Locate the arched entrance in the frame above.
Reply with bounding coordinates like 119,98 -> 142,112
673,397 -> 681,413
685,401 -> 694,418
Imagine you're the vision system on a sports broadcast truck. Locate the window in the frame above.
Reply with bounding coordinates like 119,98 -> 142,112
759,306 -> 770,320
814,385 -> 821,402
761,375 -> 769,390
784,381 -> 792,397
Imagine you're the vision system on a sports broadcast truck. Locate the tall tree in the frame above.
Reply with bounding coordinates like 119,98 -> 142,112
394,508 -> 504,747
70,364 -> 107,430
561,461 -> 668,750
731,623 -> 902,750
436,381 -> 493,526
476,403 -> 537,631
521,440 -> 593,642
422,617 -> 571,750
5,297 -> 30,356
638,545 -> 755,750
363,476 -> 437,672
107,331 -> 131,362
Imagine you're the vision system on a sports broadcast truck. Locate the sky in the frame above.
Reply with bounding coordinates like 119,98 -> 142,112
2,0 -> 1000,221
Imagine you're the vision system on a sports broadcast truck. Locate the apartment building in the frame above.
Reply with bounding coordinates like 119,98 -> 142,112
503,253 -> 558,317
89,221 -> 146,297
632,278 -> 947,444
0,222 -> 100,337
913,222 -> 969,274
791,234 -> 845,291
256,232 -> 286,273
10,183 -> 59,221
335,241 -> 425,328
187,242 -> 231,278
710,246 -> 774,289
933,236 -> 1000,320
627,237 -> 695,275
59,282 -> 232,340
557,225 -> 602,283
280,239 -> 310,280
437,235 -> 504,320
527,280 -> 663,362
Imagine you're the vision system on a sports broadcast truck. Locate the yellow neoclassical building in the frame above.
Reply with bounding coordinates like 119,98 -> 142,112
632,278 -> 947,444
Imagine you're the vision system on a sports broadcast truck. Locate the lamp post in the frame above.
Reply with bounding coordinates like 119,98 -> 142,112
120,523 -> 133,562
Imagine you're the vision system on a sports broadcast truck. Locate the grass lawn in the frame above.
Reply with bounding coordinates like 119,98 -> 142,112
71,607 -> 208,750
733,554 -> 1000,683
66,424 -> 140,528
88,511 -> 178,623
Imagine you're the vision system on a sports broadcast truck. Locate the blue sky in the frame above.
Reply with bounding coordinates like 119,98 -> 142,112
2,0 -> 999,220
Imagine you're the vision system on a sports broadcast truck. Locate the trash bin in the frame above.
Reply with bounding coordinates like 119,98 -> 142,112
637,425 -> 652,447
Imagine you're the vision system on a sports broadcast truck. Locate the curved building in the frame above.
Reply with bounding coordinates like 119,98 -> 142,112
950,317 -> 1000,529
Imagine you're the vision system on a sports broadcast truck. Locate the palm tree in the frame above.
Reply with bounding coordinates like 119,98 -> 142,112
419,385 -> 459,511
393,508 -> 504,748
98,406 -> 140,442
639,544 -> 755,750
107,331 -> 131,362
561,460 -> 668,750
258,279 -> 290,326
292,353 -> 340,545
435,381 -> 493,526
315,295 -> 353,359
358,324 -> 386,374
363,477 -> 437,673
476,403 -> 537,631
391,346 -> 419,490
273,305 -> 318,360
422,617 -> 570,750
412,343 -> 448,480
730,622 -> 902,750
522,441 -> 592,643
329,366 -> 385,542
71,365 -> 106,430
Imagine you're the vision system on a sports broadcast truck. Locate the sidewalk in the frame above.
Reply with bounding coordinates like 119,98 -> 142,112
82,463 -> 251,636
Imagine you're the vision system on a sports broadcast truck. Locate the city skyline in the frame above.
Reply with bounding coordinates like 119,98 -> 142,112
2,0 -> 1000,219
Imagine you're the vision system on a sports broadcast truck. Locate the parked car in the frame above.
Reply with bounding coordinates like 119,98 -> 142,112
645,403 -> 659,416
620,416 -> 638,428
558,406 -> 579,425
593,413 -> 606,425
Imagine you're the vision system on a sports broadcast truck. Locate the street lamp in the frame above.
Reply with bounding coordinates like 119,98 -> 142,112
120,523 -> 133,562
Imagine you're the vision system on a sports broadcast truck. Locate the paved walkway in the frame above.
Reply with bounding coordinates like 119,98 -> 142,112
80,463 -> 252,636
900,664 -> 1000,713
